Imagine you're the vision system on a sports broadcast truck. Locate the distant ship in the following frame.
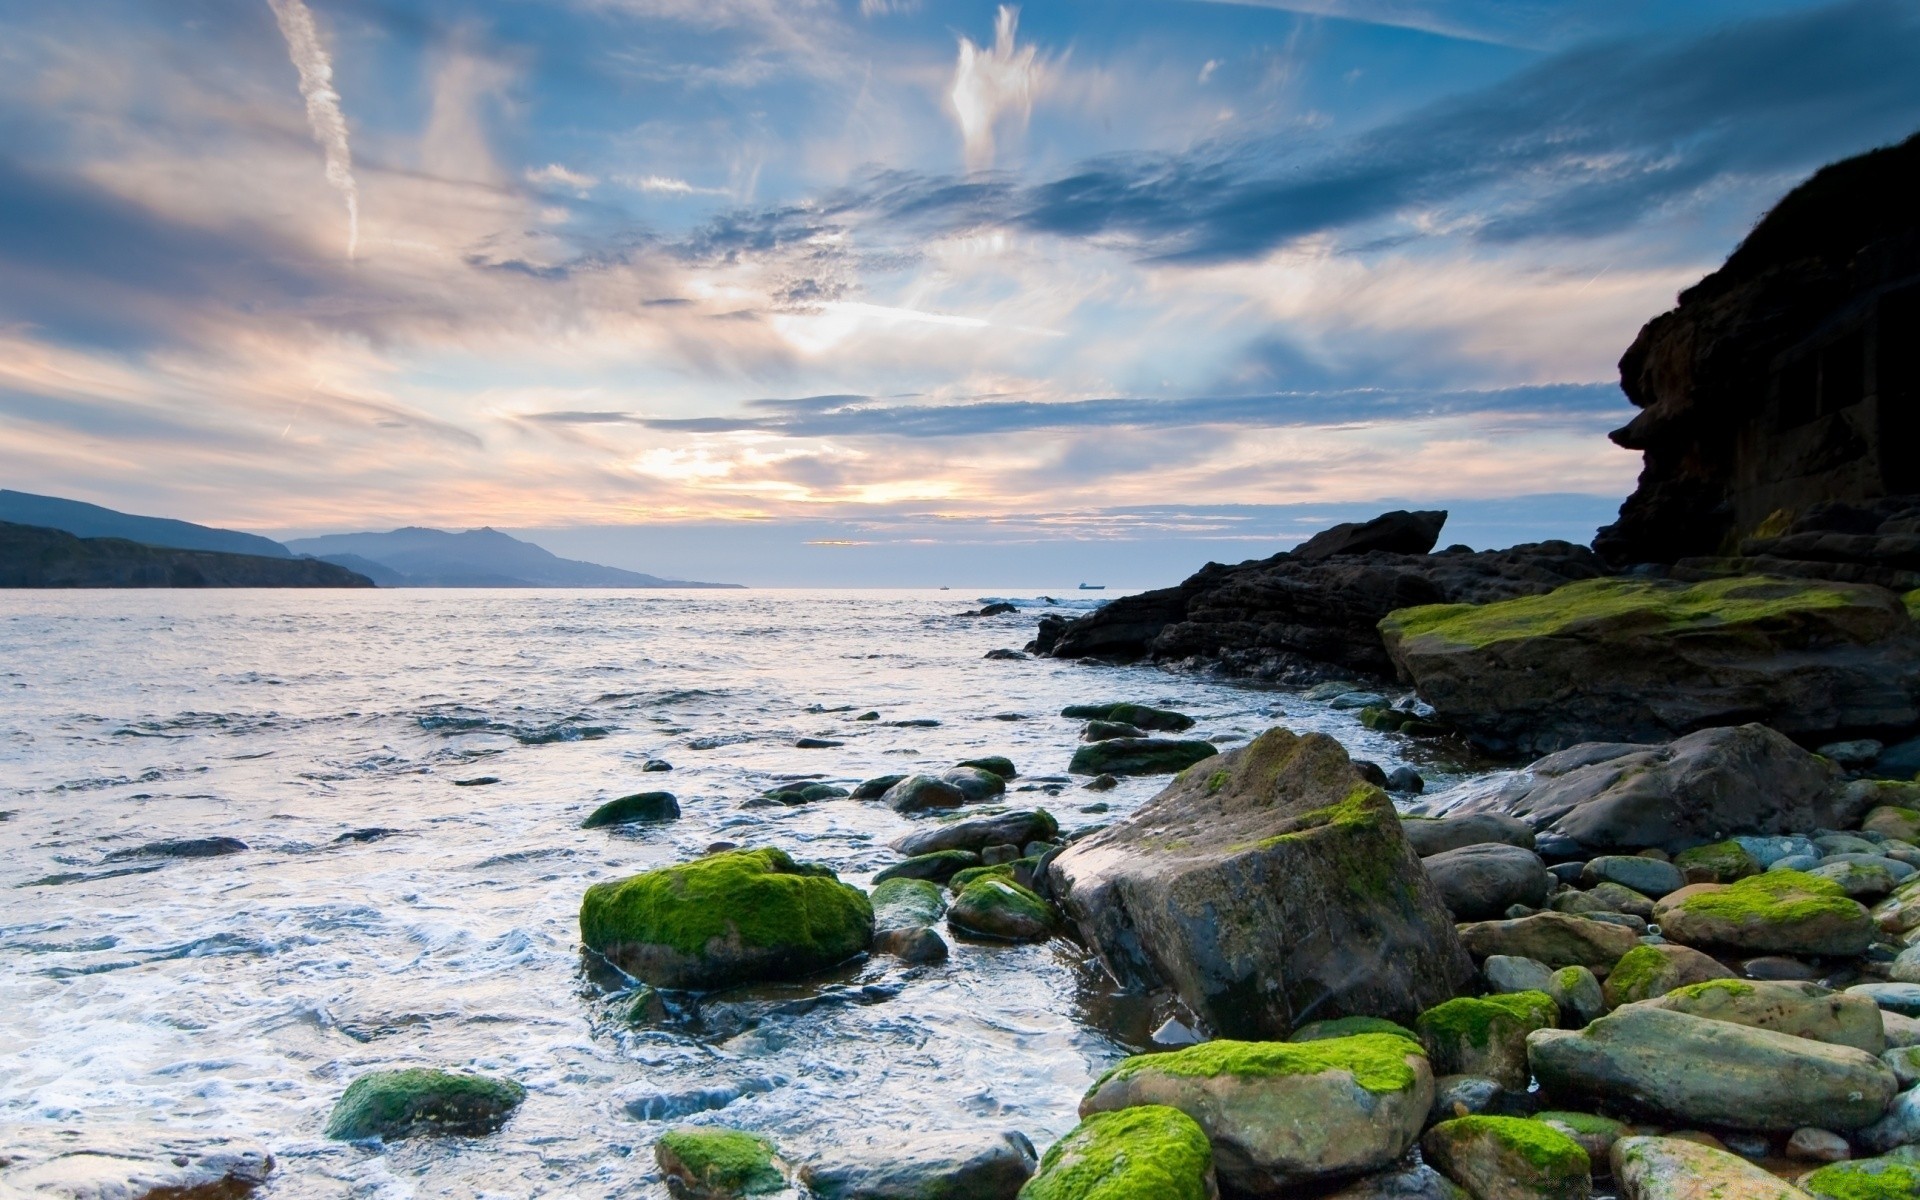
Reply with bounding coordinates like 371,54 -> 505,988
1078,583 -> 1105,590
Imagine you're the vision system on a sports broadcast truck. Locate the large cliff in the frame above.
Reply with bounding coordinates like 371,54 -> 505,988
0,522 -> 375,588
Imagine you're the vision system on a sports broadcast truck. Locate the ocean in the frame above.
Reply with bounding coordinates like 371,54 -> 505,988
0,589 -> 1479,1197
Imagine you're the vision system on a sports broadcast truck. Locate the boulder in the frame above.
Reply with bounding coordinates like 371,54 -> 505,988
1527,1004 -> 1897,1130
870,877 -> 949,963
1323,1164 -> 1468,1200
1403,814 -> 1535,858
1080,1034 -> 1433,1194
853,774 -> 907,800
582,791 -> 680,827
1800,1155 -> 1920,1200
800,1130 -> 1035,1200
1810,858 -> 1901,901
947,878 -> 1055,942
1673,840 -> 1763,883
1635,979 -> 1886,1055
1421,1116 -> 1590,1200
1601,945 -> 1737,1009
873,850 -> 980,885
1020,1106 -> 1216,1200
1653,871 -> 1875,957
655,1128 -> 789,1198
958,756 -> 1019,779
1783,1127 -> 1852,1164
1291,1015 -> 1421,1043
1416,992 -> 1559,1090
1082,719 -> 1146,742
1049,727 -> 1473,1038
579,847 -> 874,989
1433,725 -> 1850,855
1582,857 -> 1685,899
1297,510 -> 1450,561
1423,844 -> 1552,921
1848,984 -> 1920,1019
1454,912 -> 1640,973
1866,805 -> 1920,845
324,1068 -> 524,1141
941,765 -> 1008,803
1380,576 -> 1920,756
1483,955 -> 1556,996
1067,738 -> 1218,777
1060,703 -> 1197,732
883,775 -> 968,813
891,810 -> 1058,857
1550,966 -> 1607,1027
1611,1136 -> 1814,1200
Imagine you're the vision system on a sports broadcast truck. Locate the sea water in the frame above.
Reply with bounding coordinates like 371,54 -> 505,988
0,589 -> 1478,1197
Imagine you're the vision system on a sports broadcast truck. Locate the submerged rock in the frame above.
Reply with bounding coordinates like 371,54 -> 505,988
1050,727 -> 1472,1039
579,847 -> 873,989
1059,702 -> 1196,732
1080,1034 -> 1433,1194
104,835 -> 248,860
1066,738 -> 1217,777
801,1130 -> 1036,1200
882,775 -> 968,813
891,810 -> 1058,858
1323,1163 -> 1468,1200
655,1128 -> 789,1198
1020,1106 -> 1216,1200
581,791 -> 680,828
324,1068 -> 525,1141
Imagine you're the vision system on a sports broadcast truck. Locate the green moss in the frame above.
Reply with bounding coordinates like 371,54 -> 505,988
1532,1111 -> 1624,1137
1206,770 -> 1230,794
1905,590 -> 1920,622
1601,945 -> 1666,1004
948,863 -> 1017,892
1672,839 -> 1760,882
1675,869 -> 1860,924
1662,978 -> 1757,1002
1240,783 -> 1406,906
869,877 -> 947,929
1802,1155 -> 1920,1200
655,1128 -> 785,1196
1417,992 -> 1557,1052
1022,1106 -> 1213,1200
578,847 -> 872,960
1435,1115 -> 1590,1177
1094,1033 -> 1423,1097
1290,1015 -> 1420,1043
1380,575 -> 1864,651
324,1069 -> 525,1141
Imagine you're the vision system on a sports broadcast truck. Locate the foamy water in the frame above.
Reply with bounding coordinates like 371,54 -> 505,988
0,589 -> 1481,1197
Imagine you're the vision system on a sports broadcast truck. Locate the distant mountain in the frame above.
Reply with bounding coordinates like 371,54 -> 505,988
283,526 -> 740,588
0,522 -> 372,588
0,490 -> 292,558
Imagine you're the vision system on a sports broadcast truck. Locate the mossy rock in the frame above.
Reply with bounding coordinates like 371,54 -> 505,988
958,756 -> 1018,779
942,765 -> 1009,802
759,781 -> 849,806
851,774 -> 907,800
1422,1116 -> 1590,1200
579,847 -> 873,989
873,849 -> 980,885
1600,943 -> 1735,1008
1068,738 -> 1218,777
1060,703 -> 1196,732
655,1128 -> 787,1198
1416,992 -> 1557,1089
1613,1135 -> 1812,1200
1654,870 -> 1875,956
1532,1111 -> 1628,1163
1801,1153 -> 1920,1200
1673,839 -> 1761,883
1638,978 -> 1885,1054
1020,1106 -> 1214,1200
1866,806 -> 1920,846
323,1068 -> 525,1141
1290,1015 -> 1420,1043
948,862 -> 1018,893
870,877 -> 948,931
948,877 -> 1054,942
582,791 -> 680,828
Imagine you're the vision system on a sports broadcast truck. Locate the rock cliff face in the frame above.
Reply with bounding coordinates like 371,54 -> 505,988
1035,511 -> 1606,683
1594,130 -> 1920,568
0,522 -> 374,588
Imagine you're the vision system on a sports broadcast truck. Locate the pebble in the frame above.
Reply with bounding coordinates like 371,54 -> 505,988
1786,1127 -> 1852,1163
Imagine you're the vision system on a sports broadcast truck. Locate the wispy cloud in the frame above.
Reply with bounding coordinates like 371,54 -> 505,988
949,6 -> 1045,171
265,0 -> 359,259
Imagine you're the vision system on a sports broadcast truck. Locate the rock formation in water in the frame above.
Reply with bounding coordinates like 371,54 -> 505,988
0,521 -> 374,588
1594,130 -> 1920,572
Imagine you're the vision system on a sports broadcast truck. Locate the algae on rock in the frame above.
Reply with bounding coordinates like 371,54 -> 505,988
324,1068 -> 525,1141
1018,1105 -> 1215,1200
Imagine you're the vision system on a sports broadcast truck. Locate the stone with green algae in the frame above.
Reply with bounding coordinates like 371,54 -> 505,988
323,1068 -> 524,1141
579,847 -> 872,989
655,1128 -> 789,1198
1422,1115 -> 1590,1200
948,877 -> 1055,942
1290,1015 -> 1420,1043
1801,1154 -> 1920,1200
1059,703 -> 1196,732
1600,943 -> 1736,1009
1674,839 -> 1762,883
581,791 -> 680,828
1067,738 -> 1218,777
1416,992 -> 1557,1090
1633,978 -> 1885,1054
1654,871 -> 1875,957
1018,1105 -> 1214,1200
1612,1135 -> 1811,1200
1079,1033 -> 1432,1193
1532,1111 -> 1629,1163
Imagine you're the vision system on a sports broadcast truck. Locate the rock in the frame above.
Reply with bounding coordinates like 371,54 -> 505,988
882,775 -> 969,813
1060,703 -> 1196,732
0,1126 -> 275,1198
1298,510 -> 1451,560
800,1130 -> 1036,1200
1067,738 -> 1218,777
1637,979 -> 1886,1055
1589,882 -> 1658,921
324,1068 -> 525,1141
1403,814 -> 1536,858
581,791 -> 680,828
1387,767 -> 1426,794
1674,840 -> 1764,883
655,1128 -> 789,1198
941,765 -> 1008,802
1080,1034 -> 1433,1193
958,756 -> 1019,779
982,843 -> 1021,866
1654,871 -> 1875,957
852,774 -> 907,800
1527,1004 -> 1897,1131
1332,691 -> 1388,709
1082,719 -> 1146,742
104,835 -> 248,860
1887,1012 -> 1920,1047
1811,858 -> 1902,900
643,758 -> 674,772
759,781 -> 849,806
1422,1116 -> 1591,1200
1738,836 -> 1827,868
1290,1015 -> 1422,1043
891,810 -> 1058,858
1323,1163 -> 1469,1200
1430,1075 -> 1508,1124
1802,1156 -> 1920,1200
1019,1106 -> 1216,1200
1353,759 -> 1390,787
1049,727 -> 1472,1038
579,847 -> 874,989
1483,955 -> 1556,996
1859,1091 -> 1920,1153
1786,1128 -> 1853,1164
795,737 -> 844,749
872,850 -> 979,885
1083,775 -> 1118,792
1848,983 -> 1920,1018
947,878 -> 1054,942
1416,992 -> 1559,1090
985,648 -> 1027,660
1822,740 -> 1887,768
1601,945 -> 1738,1008
1744,956 -> 1824,981
1434,725 -> 1850,855
870,877 -> 950,937
1550,966 -> 1607,1026
1455,912 -> 1641,973
1583,856 -> 1686,899
1533,1112 -> 1630,1164
1380,576 -> 1920,757
1611,1135 -> 1814,1200
1868,806 -> 1920,845
1424,844 -> 1553,921
619,1075 -> 785,1120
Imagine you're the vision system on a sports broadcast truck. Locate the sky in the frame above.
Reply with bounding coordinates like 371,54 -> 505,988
2,0 -> 1919,585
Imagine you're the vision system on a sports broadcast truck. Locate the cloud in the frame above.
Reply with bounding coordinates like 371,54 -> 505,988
949,6 -> 1045,171
265,0 -> 359,259
622,174 -> 731,196
526,163 -> 598,194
